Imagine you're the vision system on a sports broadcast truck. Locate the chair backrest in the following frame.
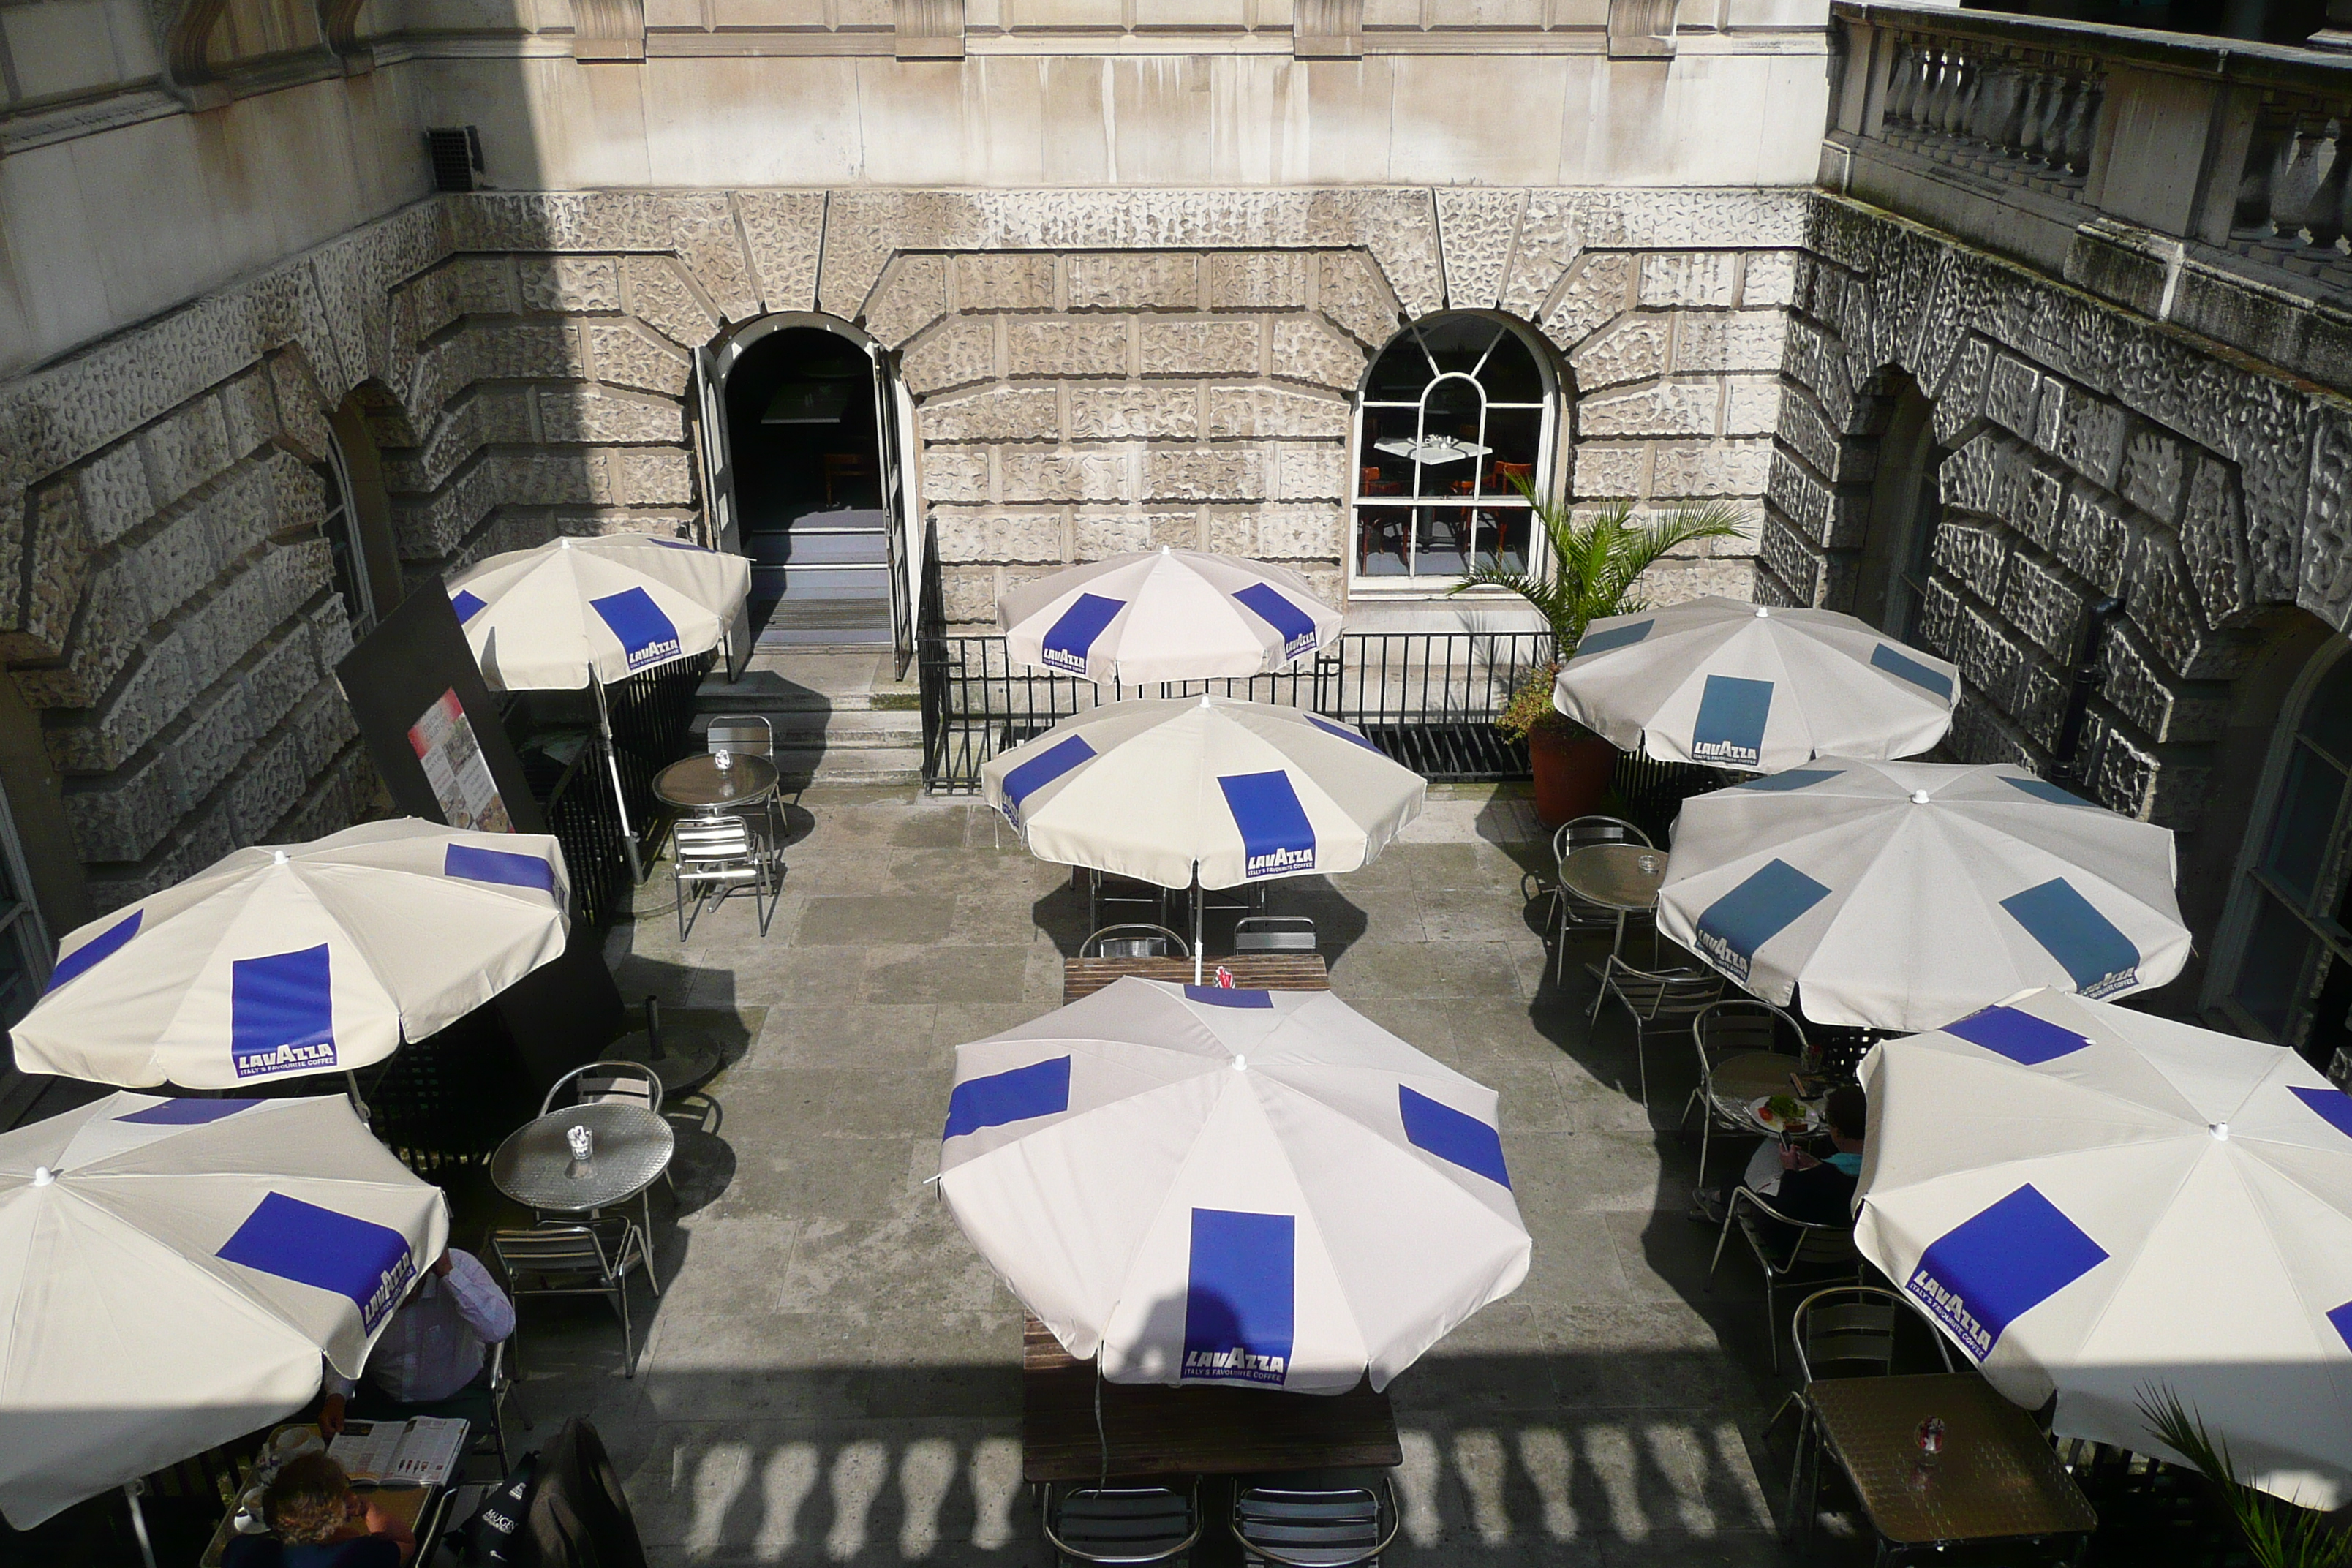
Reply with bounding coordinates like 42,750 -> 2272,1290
1692,998 -> 1808,1075
1792,1286 -> 1901,1384
1734,1188 -> 1859,1273
676,816 -> 756,862
1234,916 -> 1317,954
1553,814 -> 1652,870
541,1058 -> 662,1117
705,714 -> 774,761
1082,924 -> 1189,959
1603,956 -> 1723,1020
492,1224 -> 615,1285
1045,1485 -> 1200,1566
1232,1478 -> 1396,1568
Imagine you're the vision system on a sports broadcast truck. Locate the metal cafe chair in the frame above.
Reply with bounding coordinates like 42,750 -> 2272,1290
1080,867 -> 1169,931
1547,815 -> 1654,985
540,1059 -> 668,1260
1591,954 -> 1722,1109
704,713 -> 783,844
1683,999 -> 1812,1196
1782,1286 -> 1953,1546
1042,1482 -> 1202,1567
1231,1471 -> 1398,1568
1082,924 -> 1191,960
674,813 -> 781,940
492,1221 -> 652,1379
1233,916 -> 1317,954
1708,1188 -> 1863,1371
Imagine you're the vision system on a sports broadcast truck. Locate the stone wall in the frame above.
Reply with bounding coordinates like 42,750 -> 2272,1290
1760,194 -> 2352,834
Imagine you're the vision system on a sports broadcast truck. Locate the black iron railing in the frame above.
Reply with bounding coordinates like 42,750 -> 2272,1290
919,625 -> 1553,791
1610,750 -> 1738,846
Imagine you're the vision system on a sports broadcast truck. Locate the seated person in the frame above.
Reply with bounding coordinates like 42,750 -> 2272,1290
1691,1084 -> 1868,1232
320,1248 -> 515,1440
223,1453 -> 415,1567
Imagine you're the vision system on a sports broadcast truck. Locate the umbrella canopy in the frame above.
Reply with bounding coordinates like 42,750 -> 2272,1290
11,819 -> 570,1090
1553,597 -> 1957,771
1654,759 -> 2187,1032
447,533 -> 751,690
1855,990 -> 2352,1506
980,696 -> 1425,891
997,548 -> 1341,686
0,1091 -> 447,1526
941,977 -> 1530,1392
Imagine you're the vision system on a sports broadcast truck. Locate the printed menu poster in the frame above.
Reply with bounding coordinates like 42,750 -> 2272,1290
407,687 -> 512,833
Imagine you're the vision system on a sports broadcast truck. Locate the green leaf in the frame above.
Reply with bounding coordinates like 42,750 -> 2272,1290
2137,1385 -> 2352,1568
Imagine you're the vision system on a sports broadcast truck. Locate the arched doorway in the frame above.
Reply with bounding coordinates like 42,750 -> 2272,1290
695,316 -> 911,662
1847,379 -> 1942,641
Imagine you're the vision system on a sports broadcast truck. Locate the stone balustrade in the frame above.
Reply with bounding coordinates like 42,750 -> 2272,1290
1826,1 -> 2352,393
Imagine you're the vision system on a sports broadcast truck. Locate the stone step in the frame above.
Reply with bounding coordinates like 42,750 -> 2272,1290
776,744 -> 924,785
754,566 -> 892,597
693,710 -> 921,747
760,530 -> 890,565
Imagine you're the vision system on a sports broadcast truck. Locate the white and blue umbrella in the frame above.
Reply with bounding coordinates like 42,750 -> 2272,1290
1856,990 -> 2352,1505
10,819 -> 570,1090
1553,597 -> 1957,772
998,548 -> 1341,686
941,977 -> 1530,1392
0,1091 -> 447,1526
446,533 -> 750,691
1654,759 -> 2187,1032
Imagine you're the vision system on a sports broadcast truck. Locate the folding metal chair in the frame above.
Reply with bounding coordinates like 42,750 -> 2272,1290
1233,916 -> 1317,954
492,1221 -> 652,1379
705,714 -> 783,844
1591,954 -> 1723,1108
1042,1482 -> 1202,1567
1682,999 -> 1812,1195
1082,924 -> 1191,959
540,1059 -> 667,1275
1781,1286 -> 1953,1545
1232,1472 -> 1398,1568
674,813 -> 780,939
1708,1188 -> 1863,1371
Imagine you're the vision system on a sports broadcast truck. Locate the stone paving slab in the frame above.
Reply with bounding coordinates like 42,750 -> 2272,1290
495,783 -> 1805,1566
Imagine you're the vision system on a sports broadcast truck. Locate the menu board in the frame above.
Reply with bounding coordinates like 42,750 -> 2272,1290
407,688 -> 511,834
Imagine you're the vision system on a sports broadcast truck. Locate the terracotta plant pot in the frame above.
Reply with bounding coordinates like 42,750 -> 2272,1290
1528,725 -> 1617,827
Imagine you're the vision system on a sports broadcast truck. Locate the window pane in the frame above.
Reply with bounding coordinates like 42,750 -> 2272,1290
2303,953 -> 2352,1076
2263,742 -> 2347,908
1471,506 -> 1531,575
1413,508 -> 1475,577
1480,329 -> 1544,403
1417,315 -> 1502,377
2234,890 -> 2322,1039
2302,659 -> 2352,766
1355,508 -> 1414,577
1481,408 -> 1542,484
1360,406 -> 1423,497
1366,339 -> 1432,400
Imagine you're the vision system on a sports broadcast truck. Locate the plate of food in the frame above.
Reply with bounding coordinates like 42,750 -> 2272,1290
1749,1094 -> 1816,1134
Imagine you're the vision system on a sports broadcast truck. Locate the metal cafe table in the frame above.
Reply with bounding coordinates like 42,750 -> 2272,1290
491,1100 -> 675,1244
1558,842 -> 1667,962
652,752 -> 779,818
1795,1372 -> 2097,1564
1019,1317 -> 1401,1484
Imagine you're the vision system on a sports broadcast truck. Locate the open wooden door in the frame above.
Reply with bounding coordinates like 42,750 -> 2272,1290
871,350 -> 921,679
693,342 -> 752,681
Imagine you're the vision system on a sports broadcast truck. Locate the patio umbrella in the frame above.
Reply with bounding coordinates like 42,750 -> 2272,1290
1553,597 -> 1956,772
0,1090 -> 447,1527
998,547 -> 1341,686
10,818 -> 569,1090
1855,989 -> 2352,1505
1654,759 -> 2187,1032
940,977 -> 1529,1392
447,533 -> 751,881
980,696 -> 1425,976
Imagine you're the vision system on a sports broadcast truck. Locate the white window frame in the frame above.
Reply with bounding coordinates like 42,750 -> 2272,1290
1347,312 -> 1561,598
319,424 -> 377,637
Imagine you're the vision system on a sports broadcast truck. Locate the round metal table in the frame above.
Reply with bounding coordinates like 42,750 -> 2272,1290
653,753 -> 779,814
1560,842 -> 1668,961
490,1101 -> 675,1214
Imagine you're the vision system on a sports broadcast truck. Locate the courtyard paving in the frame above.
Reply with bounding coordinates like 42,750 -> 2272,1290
499,782 -> 1801,1566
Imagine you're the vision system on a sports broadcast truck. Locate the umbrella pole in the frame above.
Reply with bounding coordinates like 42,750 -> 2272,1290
593,676 -> 646,884
344,1071 -> 371,1130
1192,865 -> 1203,985
124,1480 -> 157,1568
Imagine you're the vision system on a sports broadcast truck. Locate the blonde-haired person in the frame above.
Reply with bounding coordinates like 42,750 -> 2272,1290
222,1452 -> 416,1568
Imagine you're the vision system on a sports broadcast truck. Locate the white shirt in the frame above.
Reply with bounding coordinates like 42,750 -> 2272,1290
338,1250 -> 517,1405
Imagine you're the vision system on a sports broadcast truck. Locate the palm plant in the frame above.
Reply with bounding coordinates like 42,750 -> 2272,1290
1452,478 -> 1749,739
2138,1385 -> 2352,1568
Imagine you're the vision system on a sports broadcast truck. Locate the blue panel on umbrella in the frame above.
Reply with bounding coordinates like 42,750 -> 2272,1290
1904,1184 -> 2108,1362
115,1098 -> 263,1126
216,1191 -> 418,1333
999,736 -> 1096,829
1233,584 -> 1320,662
1185,985 -> 1273,1009
943,1055 -> 1071,1139
1039,594 -> 1125,676
1870,643 -> 1955,700
444,843 -> 558,894
1221,771 -> 1316,879
1738,769 -> 1841,792
1573,620 -> 1653,659
1693,859 -> 1831,987
2290,1085 -> 2352,1141
230,945 -> 338,1080
1182,1209 -> 1294,1387
2329,1300 -> 2352,1354
2002,879 -> 2141,999
2003,776 -> 2094,808
1944,1006 -> 2091,1066
1689,674 -> 1773,769
590,587 -> 685,672
45,909 -> 141,992
1308,715 -> 1382,753
450,589 -> 489,623
1400,1085 -> 1509,1188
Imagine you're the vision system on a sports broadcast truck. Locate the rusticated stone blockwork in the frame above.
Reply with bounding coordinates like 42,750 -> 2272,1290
1759,195 -> 2352,836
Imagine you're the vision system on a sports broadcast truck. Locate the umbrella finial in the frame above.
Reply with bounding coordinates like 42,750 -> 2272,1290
1199,693 -> 1213,709
1910,789 -> 1931,804
272,849 -> 290,864
1755,606 -> 1771,618
1162,543 -> 1172,554
1232,1056 -> 1247,1071
2212,1123 -> 2231,1139
31,1165 -> 53,1186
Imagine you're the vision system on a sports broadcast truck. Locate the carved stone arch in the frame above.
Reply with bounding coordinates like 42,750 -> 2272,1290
154,0 -> 229,93
317,0 -> 369,61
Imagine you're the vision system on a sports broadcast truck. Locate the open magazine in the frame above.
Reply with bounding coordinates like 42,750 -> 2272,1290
327,1416 -> 469,1487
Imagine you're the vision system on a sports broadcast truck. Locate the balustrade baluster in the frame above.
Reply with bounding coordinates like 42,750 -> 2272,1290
2266,114 -> 2327,252
1932,45 -> 1965,137
1885,42 -> 1921,133
2035,71 -> 2071,176
1952,50 -> 1985,147
2297,118 -> 2349,271
2016,68 -> 2049,170
2230,108 -> 2292,245
2059,71 -> 2100,187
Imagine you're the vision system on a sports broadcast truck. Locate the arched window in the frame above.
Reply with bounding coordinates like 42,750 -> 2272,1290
2217,638 -> 2352,1068
1352,314 -> 1558,587
318,398 -> 399,638
1850,382 -> 1945,642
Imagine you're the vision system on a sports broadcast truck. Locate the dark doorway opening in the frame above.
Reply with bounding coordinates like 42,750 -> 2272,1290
723,324 -> 894,648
